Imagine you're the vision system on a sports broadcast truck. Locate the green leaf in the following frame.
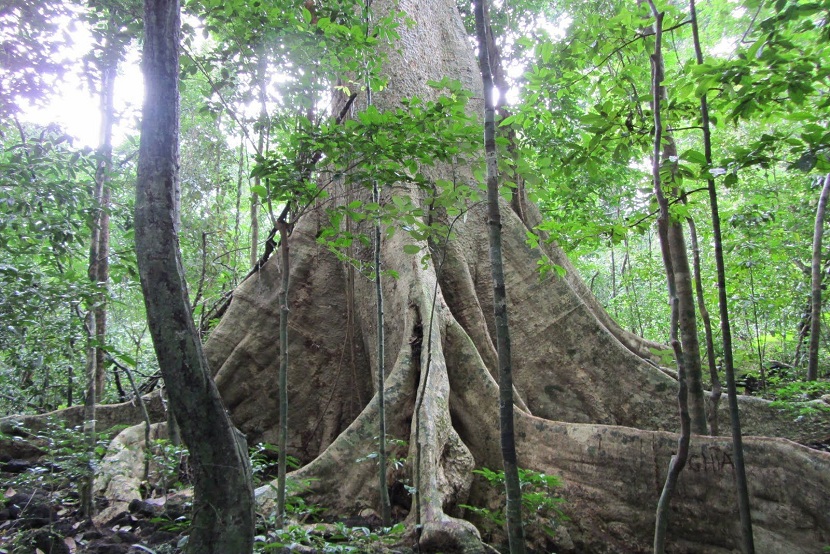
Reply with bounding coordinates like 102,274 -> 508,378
681,149 -> 707,165
403,244 -> 420,255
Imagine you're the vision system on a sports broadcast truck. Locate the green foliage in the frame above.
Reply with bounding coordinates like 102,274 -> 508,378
0,0 -> 73,116
356,437 -> 410,477
249,78 -> 482,276
0,124 -> 95,412
768,380 -> 830,416
250,442 -> 301,486
146,438 -> 191,493
254,521 -> 406,553
461,467 -> 566,541
492,0 -> 830,381
4,419 -> 109,499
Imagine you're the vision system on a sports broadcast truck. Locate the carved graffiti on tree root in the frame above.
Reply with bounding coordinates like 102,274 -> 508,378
674,445 -> 735,473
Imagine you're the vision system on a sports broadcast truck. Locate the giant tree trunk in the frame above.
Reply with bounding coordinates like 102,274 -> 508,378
200,1 -> 830,552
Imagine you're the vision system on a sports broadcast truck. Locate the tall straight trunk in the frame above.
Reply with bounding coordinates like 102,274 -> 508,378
66,362 -> 74,407
234,138 -> 244,277
80,309 -> 97,518
689,0 -> 754,550
364,2 -> 392,522
80,42 -> 117,506
250,49 -> 268,268
276,219 -> 290,527
667,221 -> 707,434
808,173 -> 830,381
610,244 -> 617,305
475,2 -> 526,552
687,216 -> 720,435
645,5 -> 691,550
135,1 -> 255,551
373,182 -> 391,525
93,18 -> 118,400
249,182 -> 260,267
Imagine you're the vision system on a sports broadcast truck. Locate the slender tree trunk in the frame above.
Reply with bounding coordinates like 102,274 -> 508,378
234,138 -> 244,278
640,0 -> 708,434
793,299 -> 811,367
475,2 -> 526,552
276,218 -> 290,527
80,309 -> 96,518
79,14 -> 122,517
66,363 -> 74,407
250,50 -> 269,268
373,182 -> 391,525
646,8 -> 690,550
610,243 -> 617,309
653,322 -> 690,553
808,173 -> 830,381
122,362 -> 153,481
364,2 -> 392,522
746,264 -> 767,391
135,1 -> 255,551
623,237 -> 645,336
687,215 -> 720,435
689,0 -> 755,550
92,12 -> 121,401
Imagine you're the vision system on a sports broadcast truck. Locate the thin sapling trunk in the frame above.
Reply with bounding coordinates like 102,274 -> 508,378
687,215 -> 720,435
475,2 -> 526,552
808,173 -> 830,381
690,0 -> 755,550
374,182 -> 392,525
653,311 -> 691,553
646,5 -> 691,550
364,1 -> 392,521
277,218 -> 290,527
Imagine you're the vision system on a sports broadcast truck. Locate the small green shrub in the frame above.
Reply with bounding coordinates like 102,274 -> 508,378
250,442 -> 301,487
254,521 -> 406,553
146,437 -> 191,493
4,418 -> 108,498
768,380 -> 830,416
460,467 -> 566,540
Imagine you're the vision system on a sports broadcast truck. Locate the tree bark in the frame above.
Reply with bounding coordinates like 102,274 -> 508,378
653,333 -> 690,554
276,218 -> 290,527
690,0 -> 754,550
687,214 -> 720,435
135,1 -> 255,552
808,173 -> 830,381
645,6 -> 691,549
93,56 -> 114,401
80,308 -> 96,518
635,0 -> 707,435
475,1 -> 526,552
249,47 -> 269,268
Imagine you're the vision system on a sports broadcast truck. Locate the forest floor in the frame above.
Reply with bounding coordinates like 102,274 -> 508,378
1,423 -> 828,554
0,434 -> 414,554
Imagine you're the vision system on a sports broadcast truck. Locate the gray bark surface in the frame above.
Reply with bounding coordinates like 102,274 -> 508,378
135,0 -> 255,551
